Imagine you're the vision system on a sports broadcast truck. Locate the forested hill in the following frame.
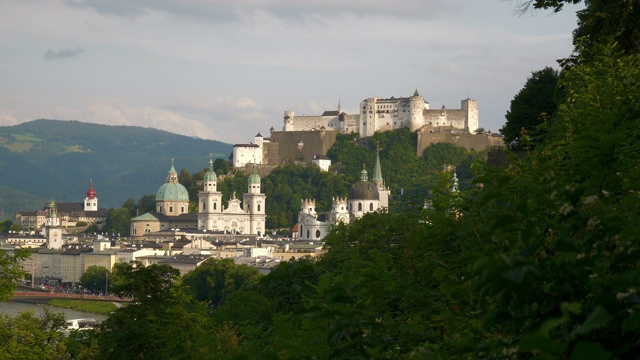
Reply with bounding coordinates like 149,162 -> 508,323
0,119 -> 232,214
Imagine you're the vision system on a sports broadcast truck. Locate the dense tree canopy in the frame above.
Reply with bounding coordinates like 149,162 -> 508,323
500,66 -> 560,145
79,265 -> 109,294
0,248 -> 29,301
0,309 -> 68,359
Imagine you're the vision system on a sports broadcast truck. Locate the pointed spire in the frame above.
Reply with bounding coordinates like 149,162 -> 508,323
413,88 -> 420,97
372,147 -> 384,189
450,170 -> 459,193
338,99 -> 342,113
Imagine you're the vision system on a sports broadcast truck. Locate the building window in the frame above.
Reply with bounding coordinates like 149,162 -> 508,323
370,203 -> 374,211
258,204 -> 261,211
214,203 -> 217,210
358,203 -> 362,211
316,230 -> 321,238
169,206 -> 173,213
203,203 -> 206,210
306,229 -> 310,238
181,207 -> 184,213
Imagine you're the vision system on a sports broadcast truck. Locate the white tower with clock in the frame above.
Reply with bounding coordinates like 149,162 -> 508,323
45,200 -> 63,250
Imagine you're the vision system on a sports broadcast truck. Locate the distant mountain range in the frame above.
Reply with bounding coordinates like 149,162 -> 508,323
0,119 -> 233,218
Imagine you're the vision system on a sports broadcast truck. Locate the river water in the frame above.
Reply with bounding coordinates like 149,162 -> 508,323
0,301 -> 109,322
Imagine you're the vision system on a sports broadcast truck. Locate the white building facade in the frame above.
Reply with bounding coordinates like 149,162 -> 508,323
198,158 -> 267,236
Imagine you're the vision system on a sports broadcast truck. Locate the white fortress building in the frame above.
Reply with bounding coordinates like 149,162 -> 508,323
283,90 -> 478,137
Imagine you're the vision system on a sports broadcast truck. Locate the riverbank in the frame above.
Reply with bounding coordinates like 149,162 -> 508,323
0,301 -> 109,322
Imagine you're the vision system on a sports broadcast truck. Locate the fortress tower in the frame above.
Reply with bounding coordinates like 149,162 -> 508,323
461,98 -> 479,133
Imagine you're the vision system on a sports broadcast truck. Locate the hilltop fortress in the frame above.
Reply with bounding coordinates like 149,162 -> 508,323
233,90 -> 501,171
283,89 -> 478,136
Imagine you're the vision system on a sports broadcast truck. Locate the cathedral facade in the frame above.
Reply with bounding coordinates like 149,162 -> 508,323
197,158 -> 266,236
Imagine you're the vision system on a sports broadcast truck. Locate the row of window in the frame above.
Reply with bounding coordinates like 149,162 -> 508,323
158,206 -> 186,213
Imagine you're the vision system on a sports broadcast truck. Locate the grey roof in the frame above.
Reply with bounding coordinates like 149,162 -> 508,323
321,110 -> 340,116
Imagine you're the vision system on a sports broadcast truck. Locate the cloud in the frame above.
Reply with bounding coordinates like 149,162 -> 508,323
0,113 -> 20,127
64,0 -> 460,22
43,47 -> 85,60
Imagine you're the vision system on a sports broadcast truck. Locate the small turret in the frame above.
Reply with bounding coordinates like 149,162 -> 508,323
301,199 -> 317,217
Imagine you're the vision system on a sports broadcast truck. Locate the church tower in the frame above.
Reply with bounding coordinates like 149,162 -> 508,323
330,197 -> 349,224
198,154 -> 223,231
84,181 -> 98,211
45,199 -> 63,250
243,164 -> 266,236
371,148 -> 391,210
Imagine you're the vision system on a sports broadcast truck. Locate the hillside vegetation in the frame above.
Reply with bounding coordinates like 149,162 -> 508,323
0,119 -> 232,212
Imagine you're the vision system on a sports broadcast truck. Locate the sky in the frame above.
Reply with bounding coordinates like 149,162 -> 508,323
0,0 -> 583,144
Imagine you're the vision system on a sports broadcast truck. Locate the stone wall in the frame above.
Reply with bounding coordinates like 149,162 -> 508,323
269,130 -> 337,164
416,127 -> 504,155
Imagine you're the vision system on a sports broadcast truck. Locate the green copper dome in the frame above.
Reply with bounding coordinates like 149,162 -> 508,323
156,161 -> 189,202
204,154 -> 216,182
248,163 -> 261,185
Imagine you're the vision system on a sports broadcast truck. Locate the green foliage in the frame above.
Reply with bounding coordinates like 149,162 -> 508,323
0,219 -> 14,233
262,164 -> 351,229
104,207 -> 130,235
500,66 -> 560,145
0,248 -> 29,301
182,258 -> 263,308
47,299 -> 119,315
109,261 -> 180,303
136,194 -> 156,215
92,265 -> 218,360
213,158 -> 230,175
329,128 -> 481,212
0,309 -> 68,360
79,265 -> 109,294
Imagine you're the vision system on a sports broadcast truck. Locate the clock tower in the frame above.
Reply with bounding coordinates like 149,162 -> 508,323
45,200 -> 63,250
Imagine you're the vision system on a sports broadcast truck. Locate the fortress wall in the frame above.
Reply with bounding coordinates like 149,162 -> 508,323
423,109 -> 467,129
290,116 -> 336,131
417,131 -> 502,155
241,163 -> 280,178
263,142 -> 281,165
340,115 -> 358,134
270,130 -> 337,164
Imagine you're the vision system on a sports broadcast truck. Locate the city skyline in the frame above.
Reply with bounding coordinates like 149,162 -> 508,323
0,0 -> 582,144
